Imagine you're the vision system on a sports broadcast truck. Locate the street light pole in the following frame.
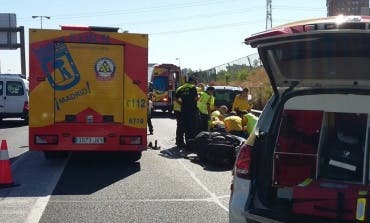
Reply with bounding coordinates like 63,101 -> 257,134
32,16 -> 51,29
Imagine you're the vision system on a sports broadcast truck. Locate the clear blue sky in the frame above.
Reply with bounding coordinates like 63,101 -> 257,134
0,0 -> 326,74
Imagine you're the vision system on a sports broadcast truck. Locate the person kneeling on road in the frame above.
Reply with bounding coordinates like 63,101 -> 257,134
223,111 -> 246,138
209,105 -> 228,132
241,109 -> 258,138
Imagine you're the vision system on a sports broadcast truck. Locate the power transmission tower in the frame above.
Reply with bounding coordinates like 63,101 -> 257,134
266,0 -> 272,30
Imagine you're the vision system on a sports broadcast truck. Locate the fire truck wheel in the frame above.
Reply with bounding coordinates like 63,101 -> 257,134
24,116 -> 29,124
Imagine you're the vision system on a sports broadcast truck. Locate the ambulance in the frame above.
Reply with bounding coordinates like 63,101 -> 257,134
150,64 -> 182,113
29,26 -> 148,160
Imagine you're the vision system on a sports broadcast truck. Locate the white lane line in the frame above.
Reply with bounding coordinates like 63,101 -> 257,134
178,159 -> 229,212
216,195 -> 230,199
49,198 -> 216,203
47,196 -> 231,203
24,155 -> 69,223
24,196 -> 51,223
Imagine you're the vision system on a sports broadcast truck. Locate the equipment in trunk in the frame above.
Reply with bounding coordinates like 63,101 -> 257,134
272,109 -> 369,222
293,180 -> 369,222
320,113 -> 367,182
273,110 -> 323,187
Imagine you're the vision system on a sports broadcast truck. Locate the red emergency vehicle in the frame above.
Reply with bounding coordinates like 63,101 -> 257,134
29,26 -> 148,160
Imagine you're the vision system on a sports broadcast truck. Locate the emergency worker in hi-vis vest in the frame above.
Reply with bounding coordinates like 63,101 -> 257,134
197,86 -> 215,132
174,77 -> 199,149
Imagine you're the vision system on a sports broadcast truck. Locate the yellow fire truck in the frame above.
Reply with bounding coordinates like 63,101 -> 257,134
29,26 -> 148,160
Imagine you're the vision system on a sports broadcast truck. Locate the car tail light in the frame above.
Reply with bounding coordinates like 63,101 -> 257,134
235,144 -> 253,179
120,136 -> 142,145
23,101 -> 29,111
35,135 -> 58,144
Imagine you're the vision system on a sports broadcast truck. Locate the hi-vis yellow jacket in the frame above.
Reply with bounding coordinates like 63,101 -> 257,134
197,92 -> 213,115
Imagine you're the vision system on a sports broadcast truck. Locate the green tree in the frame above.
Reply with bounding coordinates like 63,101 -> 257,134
216,70 -> 226,83
237,67 -> 250,81
225,73 -> 231,84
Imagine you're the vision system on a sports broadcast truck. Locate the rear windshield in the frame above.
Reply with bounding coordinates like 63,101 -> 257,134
262,33 -> 370,80
152,76 -> 169,91
214,89 -> 241,105
215,90 -> 232,102
6,81 -> 24,96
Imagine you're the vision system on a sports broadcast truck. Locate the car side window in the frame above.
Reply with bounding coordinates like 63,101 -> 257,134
6,81 -> 24,96
0,81 -> 3,96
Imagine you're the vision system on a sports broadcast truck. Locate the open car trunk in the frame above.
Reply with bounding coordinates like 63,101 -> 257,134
254,93 -> 370,222
243,16 -> 370,222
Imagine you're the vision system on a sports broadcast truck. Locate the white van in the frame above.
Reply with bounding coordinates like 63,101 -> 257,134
0,74 -> 29,122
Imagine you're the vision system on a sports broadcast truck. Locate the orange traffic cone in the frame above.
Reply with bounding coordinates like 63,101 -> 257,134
0,140 -> 14,188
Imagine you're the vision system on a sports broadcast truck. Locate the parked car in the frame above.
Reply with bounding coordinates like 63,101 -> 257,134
0,74 -> 29,122
212,85 -> 242,110
230,16 -> 370,223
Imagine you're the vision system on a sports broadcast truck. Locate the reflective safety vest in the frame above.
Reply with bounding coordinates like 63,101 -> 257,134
173,85 -> 183,112
243,113 -> 258,134
209,95 -> 215,111
197,92 -> 212,115
173,100 -> 181,112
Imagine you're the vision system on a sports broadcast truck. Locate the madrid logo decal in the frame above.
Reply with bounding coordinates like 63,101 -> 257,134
95,57 -> 115,80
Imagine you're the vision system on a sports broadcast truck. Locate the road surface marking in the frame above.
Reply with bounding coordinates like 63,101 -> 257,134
48,197 -> 229,203
178,159 -> 229,212
24,155 -> 69,223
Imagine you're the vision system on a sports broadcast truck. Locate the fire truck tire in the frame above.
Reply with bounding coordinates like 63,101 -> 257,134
24,116 -> 29,124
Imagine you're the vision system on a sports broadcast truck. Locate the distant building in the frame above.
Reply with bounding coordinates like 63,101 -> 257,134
327,0 -> 369,16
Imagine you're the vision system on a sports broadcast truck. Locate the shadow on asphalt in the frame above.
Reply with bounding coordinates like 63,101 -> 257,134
159,146 -> 233,172
52,152 -> 141,195
151,111 -> 175,119
9,151 -> 28,165
0,119 -> 28,129
159,146 -> 188,159
191,158 -> 233,172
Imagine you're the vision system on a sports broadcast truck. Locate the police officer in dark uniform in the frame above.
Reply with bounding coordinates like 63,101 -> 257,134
175,77 -> 199,148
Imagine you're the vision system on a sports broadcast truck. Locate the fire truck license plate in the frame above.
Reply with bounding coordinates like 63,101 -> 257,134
74,137 -> 105,144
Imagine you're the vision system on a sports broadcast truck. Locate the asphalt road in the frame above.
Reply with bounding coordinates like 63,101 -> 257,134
0,114 -> 233,223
